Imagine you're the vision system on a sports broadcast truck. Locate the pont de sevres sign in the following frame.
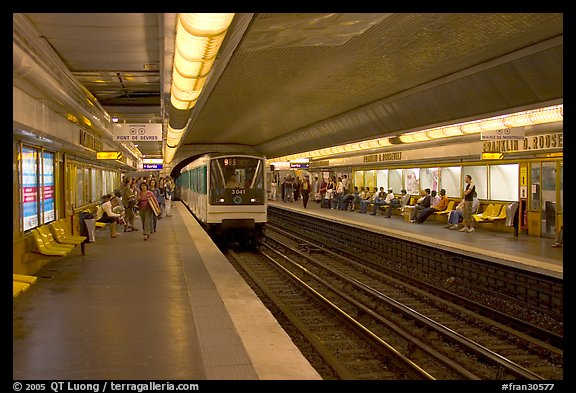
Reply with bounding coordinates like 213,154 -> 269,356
113,124 -> 162,142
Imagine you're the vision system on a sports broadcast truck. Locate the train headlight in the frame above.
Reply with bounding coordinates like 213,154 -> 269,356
250,198 -> 257,203
219,198 -> 225,203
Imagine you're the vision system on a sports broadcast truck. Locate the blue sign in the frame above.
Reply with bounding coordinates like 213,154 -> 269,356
290,163 -> 309,169
143,164 -> 163,170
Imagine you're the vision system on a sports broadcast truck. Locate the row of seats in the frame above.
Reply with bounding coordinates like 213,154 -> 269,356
13,273 -> 38,298
473,203 -> 507,222
29,221 -> 87,257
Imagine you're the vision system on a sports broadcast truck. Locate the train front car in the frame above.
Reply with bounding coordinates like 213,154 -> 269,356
207,154 -> 267,247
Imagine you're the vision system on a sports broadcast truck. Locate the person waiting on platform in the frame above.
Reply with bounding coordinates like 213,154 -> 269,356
370,188 -> 396,215
460,174 -> 477,233
340,186 -> 359,211
410,188 -> 431,222
284,175 -> 294,202
445,197 -> 479,230
551,225 -> 563,248
358,187 -> 381,213
300,175 -> 311,208
382,189 -> 403,218
95,194 -> 122,238
415,189 -> 449,223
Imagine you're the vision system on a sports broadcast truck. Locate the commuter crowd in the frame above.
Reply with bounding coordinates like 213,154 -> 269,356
271,173 -> 480,233
95,174 -> 175,241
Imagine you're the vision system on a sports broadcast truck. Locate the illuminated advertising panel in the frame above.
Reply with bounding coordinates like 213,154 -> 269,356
21,147 -> 38,231
42,151 -> 55,223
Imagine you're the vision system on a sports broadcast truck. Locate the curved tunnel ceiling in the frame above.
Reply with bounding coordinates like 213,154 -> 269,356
180,13 -> 563,160
17,13 -> 563,166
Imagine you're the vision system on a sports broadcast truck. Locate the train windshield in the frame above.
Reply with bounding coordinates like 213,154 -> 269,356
211,157 -> 264,190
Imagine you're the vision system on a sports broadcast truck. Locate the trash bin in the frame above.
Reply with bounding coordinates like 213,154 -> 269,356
79,212 -> 97,243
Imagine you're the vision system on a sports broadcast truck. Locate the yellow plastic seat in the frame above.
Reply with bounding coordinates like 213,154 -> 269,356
50,223 -> 84,245
13,274 -> 37,285
434,200 -> 455,215
30,229 -> 69,256
52,220 -> 87,242
13,281 -> 31,296
473,204 -> 495,222
37,226 -> 75,250
487,204 -> 506,221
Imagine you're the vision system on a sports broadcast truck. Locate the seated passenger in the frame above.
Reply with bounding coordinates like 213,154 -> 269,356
415,189 -> 449,223
445,197 -> 479,229
340,187 -> 358,210
95,194 -> 122,238
410,188 -> 431,222
398,189 -> 410,213
358,187 -> 381,213
370,188 -> 395,215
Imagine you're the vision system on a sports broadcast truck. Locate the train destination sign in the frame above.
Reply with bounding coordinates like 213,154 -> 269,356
113,123 -> 162,142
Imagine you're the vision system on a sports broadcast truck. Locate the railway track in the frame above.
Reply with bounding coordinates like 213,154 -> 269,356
224,224 -> 563,380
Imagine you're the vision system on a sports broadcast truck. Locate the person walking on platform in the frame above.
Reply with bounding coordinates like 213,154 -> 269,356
137,182 -> 158,241
300,175 -> 311,208
460,174 -> 476,233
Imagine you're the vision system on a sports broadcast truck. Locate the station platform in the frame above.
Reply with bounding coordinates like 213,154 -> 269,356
12,202 -> 322,380
268,199 -> 563,280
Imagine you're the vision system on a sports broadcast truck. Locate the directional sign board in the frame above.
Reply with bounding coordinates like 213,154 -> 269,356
113,124 -> 162,142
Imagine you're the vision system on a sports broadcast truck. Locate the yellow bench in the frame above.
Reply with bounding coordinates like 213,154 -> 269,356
30,228 -> 70,257
13,274 -> 37,298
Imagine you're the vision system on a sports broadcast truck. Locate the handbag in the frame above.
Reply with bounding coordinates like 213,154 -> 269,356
148,196 -> 161,216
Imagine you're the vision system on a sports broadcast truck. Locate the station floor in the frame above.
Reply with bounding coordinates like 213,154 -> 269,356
13,202 -> 322,380
268,198 -> 563,279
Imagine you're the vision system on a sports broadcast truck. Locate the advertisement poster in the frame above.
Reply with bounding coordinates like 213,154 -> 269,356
21,147 -> 38,231
42,151 -> 55,223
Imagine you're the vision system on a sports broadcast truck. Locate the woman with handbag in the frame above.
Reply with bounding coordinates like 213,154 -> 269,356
137,182 -> 159,241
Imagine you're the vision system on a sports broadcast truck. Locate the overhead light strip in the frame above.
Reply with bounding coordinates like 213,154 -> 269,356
164,13 -> 235,164
268,104 -> 563,165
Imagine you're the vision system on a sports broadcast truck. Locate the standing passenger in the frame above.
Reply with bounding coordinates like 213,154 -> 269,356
137,182 -> 157,241
300,175 -> 311,208
149,179 -> 161,232
270,178 -> 278,201
164,177 -> 173,217
460,175 -> 476,233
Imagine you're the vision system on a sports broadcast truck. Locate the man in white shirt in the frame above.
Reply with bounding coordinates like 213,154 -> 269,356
96,194 -> 122,238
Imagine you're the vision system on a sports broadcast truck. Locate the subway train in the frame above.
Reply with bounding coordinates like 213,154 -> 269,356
177,152 -> 267,246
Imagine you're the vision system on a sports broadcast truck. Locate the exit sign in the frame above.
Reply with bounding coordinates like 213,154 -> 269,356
143,164 -> 163,170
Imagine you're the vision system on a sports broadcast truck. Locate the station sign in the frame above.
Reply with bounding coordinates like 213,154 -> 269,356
481,129 -> 525,140
96,151 -> 122,160
113,123 -> 162,142
143,163 -> 163,170
290,163 -> 309,169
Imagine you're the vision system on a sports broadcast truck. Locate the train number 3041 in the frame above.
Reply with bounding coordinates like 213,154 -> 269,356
231,189 -> 246,195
